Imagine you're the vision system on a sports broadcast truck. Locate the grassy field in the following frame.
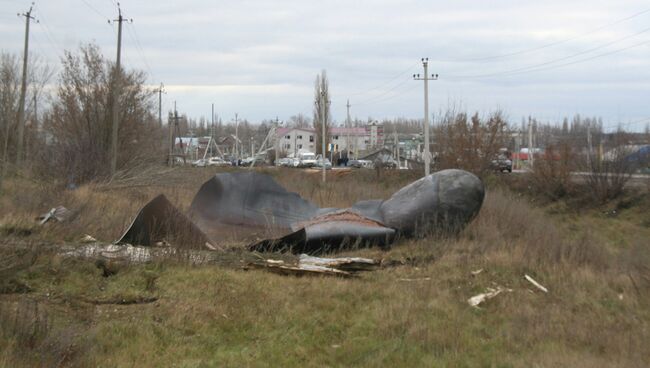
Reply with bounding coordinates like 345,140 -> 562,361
1,167 -> 649,367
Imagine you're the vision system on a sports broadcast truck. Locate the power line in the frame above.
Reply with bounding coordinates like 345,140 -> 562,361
447,7 -> 650,63
80,0 -> 110,20
492,38 -> 650,77
448,27 -> 650,79
346,61 -> 419,96
33,9 -> 66,61
355,76 -> 412,106
125,23 -> 154,80
355,78 -> 414,106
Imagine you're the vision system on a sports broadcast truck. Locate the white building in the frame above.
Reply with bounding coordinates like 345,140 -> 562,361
275,124 -> 384,158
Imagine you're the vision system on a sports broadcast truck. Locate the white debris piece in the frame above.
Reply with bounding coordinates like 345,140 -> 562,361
524,274 -> 548,293
471,269 -> 484,276
38,206 -> 72,225
468,286 -> 512,308
298,254 -> 380,272
398,277 -> 432,282
79,234 -> 97,243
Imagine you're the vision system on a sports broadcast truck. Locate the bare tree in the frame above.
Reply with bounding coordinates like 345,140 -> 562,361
39,43 -> 160,184
313,70 -> 330,155
585,131 -> 637,202
0,53 -> 20,181
0,53 -> 53,188
289,113 -> 311,128
433,110 -> 508,176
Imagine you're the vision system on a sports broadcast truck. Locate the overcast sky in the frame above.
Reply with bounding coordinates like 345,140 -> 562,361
1,0 -> 649,131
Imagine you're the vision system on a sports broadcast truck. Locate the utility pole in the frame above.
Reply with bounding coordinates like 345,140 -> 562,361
109,6 -> 131,176
320,89 -> 327,183
587,121 -> 593,168
153,83 -> 165,127
168,101 -> 176,166
16,5 -> 37,167
346,99 -> 351,160
514,130 -> 521,170
234,113 -> 239,163
274,116 -> 281,163
413,58 -> 438,177
528,117 -> 534,169
210,103 -> 215,157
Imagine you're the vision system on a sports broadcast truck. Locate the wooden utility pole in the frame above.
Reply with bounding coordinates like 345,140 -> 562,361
320,89 -> 327,183
274,116 -> 280,164
110,6 -> 130,176
528,117 -> 534,169
153,83 -> 165,127
16,5 -> 37,167
413,58 -> 438,177
234,113 -> 239,162
346,99 -> 351,159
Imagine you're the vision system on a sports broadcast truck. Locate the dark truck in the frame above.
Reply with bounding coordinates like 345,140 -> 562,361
491,154 -> 512,173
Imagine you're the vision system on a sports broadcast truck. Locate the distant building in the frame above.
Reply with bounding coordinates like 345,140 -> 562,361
217,135 -> 242,157
275,122 -> 385,158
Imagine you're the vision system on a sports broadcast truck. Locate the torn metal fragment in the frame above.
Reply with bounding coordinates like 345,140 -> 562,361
117,194 -> 213,249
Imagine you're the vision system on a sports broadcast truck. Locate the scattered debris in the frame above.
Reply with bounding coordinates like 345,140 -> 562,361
69,244 -> 154,264
468,286 -> 512,308
524,274 -> 549,293
203,242 -> 223,251
246,254 -> 381,278
398,277 -> 432,282
79,234 -> 97,243
246,261 -> 355,278
298,254 -> 380,272
38,206 -> 72,225
471,269 -> 484,276
265,259 -> 285,265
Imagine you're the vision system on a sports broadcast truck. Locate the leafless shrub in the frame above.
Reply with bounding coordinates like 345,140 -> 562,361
585,133 -> 637,203
529,143 -> 576,200
36,43 -> 164,185
433,110 -> 508,176
0,53 -> 53,194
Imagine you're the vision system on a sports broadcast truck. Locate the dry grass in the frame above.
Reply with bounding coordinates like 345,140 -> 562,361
1,166 -> 649,367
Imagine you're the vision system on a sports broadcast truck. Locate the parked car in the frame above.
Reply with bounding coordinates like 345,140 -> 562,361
276,157 -> 295,167
207,157 -> 230,167
314,155 -> 332,170
349,159 -> 373,169
192,158 -> 208,167
241,156 -> 265,166
297,152 -> 317,168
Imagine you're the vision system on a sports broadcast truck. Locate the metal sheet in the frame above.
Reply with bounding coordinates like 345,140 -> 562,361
119,169 -> 484,254
189,172 -> 319,241
117,194 -> 212,249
